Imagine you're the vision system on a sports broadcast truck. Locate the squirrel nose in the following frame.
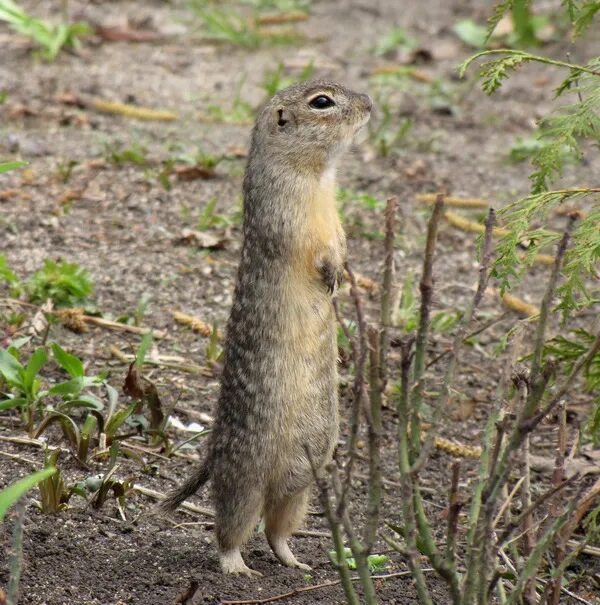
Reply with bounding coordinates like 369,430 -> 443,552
360,93 -> 373,112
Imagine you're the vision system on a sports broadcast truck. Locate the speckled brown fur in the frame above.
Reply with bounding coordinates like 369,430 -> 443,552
157,81 -> 371,575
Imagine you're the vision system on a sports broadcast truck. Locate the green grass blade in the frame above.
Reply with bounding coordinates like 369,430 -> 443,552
0,467 -> 56,521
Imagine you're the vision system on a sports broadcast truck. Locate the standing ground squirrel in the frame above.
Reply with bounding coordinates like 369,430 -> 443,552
158,81 -> 372,576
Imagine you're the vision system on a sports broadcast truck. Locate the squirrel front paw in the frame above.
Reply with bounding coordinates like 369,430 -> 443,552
316,257 -> 342,294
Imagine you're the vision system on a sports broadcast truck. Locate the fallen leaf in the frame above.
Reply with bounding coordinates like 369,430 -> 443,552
123,362 -> 164,430
174,165 -> 217,181
29,300 -> 53,336
530,453 -> 600,477
177,229 -> 228,249
7,103 -> 38,118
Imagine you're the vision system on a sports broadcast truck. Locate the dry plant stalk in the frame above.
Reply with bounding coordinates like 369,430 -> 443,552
90,98 -> 177,121
320,196 -> 598,605
444,210 -> 510,236
416,193 -> 489,209
172,310 -> 221,338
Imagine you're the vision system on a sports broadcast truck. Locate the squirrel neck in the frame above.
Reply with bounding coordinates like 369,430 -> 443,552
242,158 -> 338,260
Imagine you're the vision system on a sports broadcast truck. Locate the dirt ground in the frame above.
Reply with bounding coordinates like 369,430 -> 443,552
1,1 -> 599,604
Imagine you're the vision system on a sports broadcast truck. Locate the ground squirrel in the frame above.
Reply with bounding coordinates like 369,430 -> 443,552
158,81 -> 372,576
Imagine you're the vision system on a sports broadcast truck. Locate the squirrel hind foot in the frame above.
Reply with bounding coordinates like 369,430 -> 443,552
219,549 -> 263,577
267,535 -> 312,571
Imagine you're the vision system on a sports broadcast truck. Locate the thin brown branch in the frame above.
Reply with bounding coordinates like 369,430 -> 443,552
411,194 -> 445,456
379,196 -> 397,392
338,264 -> 369,520
304,450 -> 359,605
365,327 -> 383,553
411,208 -> 496,474
531,216 -> 576,382
219,570 -> 435,605
496,475 -> 579,547
446,462 -> 461,566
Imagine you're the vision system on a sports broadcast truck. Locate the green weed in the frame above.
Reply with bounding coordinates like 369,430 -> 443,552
190,0 -> 301,48
0,160 -> 27,173
261,61 -> 314,97
368,98 -> 413,157
204,77 -> 254,124
197,198 -> 232,231
329,548 -> 390,572
26,259 -> 93,307
0,0 -> 90,60
0,254 -> 21,296
372,26 -> 416,56
0,467 -> 56,521
104,143 -> 149,167
55,158 -> 78,183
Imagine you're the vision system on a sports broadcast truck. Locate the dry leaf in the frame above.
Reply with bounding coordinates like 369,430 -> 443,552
94,25 -> 163,43
174,165 -> 217,181
123,362 -> 164,430
177,228 -> 228,249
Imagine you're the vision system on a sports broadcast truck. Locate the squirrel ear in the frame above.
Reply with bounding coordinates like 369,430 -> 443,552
276,107 -> 293,128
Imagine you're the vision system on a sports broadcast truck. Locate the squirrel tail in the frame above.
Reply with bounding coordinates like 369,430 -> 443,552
154,457 -> 212,515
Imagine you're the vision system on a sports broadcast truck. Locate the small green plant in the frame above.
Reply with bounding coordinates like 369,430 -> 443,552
90,444 -> 134,513
104,142 -> 149,167
0,159 -> 27,173
0,341 -> 105,434
372,26 -> 416,56
0,0 -> 90,60
0,467 -> 56,521
204,77 -> 254,124
26,259 -> 93,306
261,61 -> 315,97
368,99 -> 412,157
190,0 -> 301,48
460,4 -> 600,317
329,548 -> 390,573
0,344 -> 48,429
206,323 -> 222,365
453,19 -> 489,49
36,450 -> 75,512
197,198 -> 231,231
0,254 -> 21,296
55,158 -> 78,183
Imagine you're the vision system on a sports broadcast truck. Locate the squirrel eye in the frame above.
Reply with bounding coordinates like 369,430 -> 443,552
309,95 -> 335,109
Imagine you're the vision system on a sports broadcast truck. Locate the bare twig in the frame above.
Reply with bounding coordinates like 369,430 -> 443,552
395,338 -> 434,605
547,402 -> 567,605
520,383 -> 535,605
411,194 -> 445,456
305,448 -> 359,605
338,264 -> 368,520
446,462 -> 461,566
411,208 -> 495,474
531,217 -> 576,382
364,327 -> 383,554
219,569 -> 435,605
379,196 -> 397,392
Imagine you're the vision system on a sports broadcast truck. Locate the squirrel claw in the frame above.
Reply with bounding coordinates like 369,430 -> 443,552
317,259 -> 338,295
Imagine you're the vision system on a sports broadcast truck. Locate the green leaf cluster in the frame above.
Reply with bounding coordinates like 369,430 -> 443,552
0,0 -> 90,60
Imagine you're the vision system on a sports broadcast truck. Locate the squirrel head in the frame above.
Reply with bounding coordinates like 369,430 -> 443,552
251,80 -> 372,174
